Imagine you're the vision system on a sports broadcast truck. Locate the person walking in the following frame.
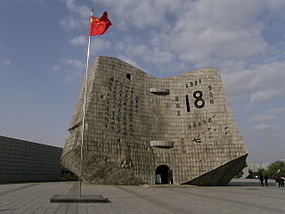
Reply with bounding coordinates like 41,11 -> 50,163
264,175 -> 268,186
277,169 -> 282,187
259,174 -> 264,186
280,177 -> 284,187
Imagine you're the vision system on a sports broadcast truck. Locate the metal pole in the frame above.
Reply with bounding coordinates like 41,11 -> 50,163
79,9 -> 93,197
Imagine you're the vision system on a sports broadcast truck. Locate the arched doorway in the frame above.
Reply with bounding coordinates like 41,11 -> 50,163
155,165 -> 173,184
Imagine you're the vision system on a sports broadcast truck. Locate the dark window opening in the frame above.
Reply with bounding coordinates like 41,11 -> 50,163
185,95 -> 190,112
126,73 -> 132,80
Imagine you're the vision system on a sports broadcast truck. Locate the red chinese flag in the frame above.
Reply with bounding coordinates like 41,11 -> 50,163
89,11 -> 112,36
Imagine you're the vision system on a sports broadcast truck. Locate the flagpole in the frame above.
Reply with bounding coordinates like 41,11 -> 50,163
79,8 -> 93,197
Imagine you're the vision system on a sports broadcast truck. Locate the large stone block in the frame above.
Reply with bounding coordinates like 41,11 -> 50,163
61,56 -> 248,185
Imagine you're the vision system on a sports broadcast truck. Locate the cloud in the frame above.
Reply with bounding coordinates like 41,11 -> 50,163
248,107 -> 285,122
69,35 -> 112,54
60,17 -> 84,30
115,41 -> 176,67
270,107 -> 285,115
88,0 -> 277,66
90,0 -> 182,29
250,124 -> 275,131
52,58 -> 85,82
62,0 -> 285,94
17,0 -> 45,4
52,65 -> 61,72
143,48 -> 175,65
69,35 -> 88,47
248,114 -> 275,123
90,38 -> 111,53
0,58 -> 11,65
63,1 -> 285,72
164,0 -> 275,67
60,0 -> 90,30
62,58 -> 85,69
223,61 -> 285,104
250,89 -> 283,104
117,55 -> 141,69
63,0 -> 90,17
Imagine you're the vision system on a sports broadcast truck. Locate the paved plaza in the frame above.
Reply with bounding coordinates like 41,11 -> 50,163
0,179 -> 285,214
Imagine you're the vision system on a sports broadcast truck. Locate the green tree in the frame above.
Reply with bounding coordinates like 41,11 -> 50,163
247,169 -> 258,178
258,168 -> 266,176
266,161 -> 285,178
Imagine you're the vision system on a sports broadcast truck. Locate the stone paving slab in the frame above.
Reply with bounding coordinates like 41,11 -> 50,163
0,179 -> 285,214
50,194 -> 110,203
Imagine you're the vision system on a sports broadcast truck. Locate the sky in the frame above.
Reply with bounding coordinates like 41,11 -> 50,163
0,0 -> 285,164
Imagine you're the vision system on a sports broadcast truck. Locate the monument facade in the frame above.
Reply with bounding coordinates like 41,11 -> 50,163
61,56 -> 248,185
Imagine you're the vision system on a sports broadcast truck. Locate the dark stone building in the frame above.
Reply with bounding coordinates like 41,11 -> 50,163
0,135 -> 62,183
61,56 -> 248,185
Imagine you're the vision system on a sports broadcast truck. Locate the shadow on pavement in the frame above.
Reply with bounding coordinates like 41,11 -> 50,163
228,179 -> 276,187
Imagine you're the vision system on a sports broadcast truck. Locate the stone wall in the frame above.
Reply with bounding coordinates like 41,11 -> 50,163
61,56 -> 248,185
0,136 -> 62,183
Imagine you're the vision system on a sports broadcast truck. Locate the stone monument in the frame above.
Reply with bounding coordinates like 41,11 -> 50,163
61,56 -> 248,185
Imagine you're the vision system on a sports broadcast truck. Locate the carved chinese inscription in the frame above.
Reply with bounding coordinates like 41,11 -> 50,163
104,77 -> 138,136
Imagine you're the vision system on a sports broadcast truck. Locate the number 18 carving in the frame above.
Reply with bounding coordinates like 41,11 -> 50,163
193,91 -> 205,109
185,90 -> 205,111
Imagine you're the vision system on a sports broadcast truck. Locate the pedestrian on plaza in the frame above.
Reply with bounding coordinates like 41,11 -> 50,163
280,177 -> 284,187
277,176 -> 282,187
277,169 -> 282,187
259,174 -> 264,186
264,175 -> 268,186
